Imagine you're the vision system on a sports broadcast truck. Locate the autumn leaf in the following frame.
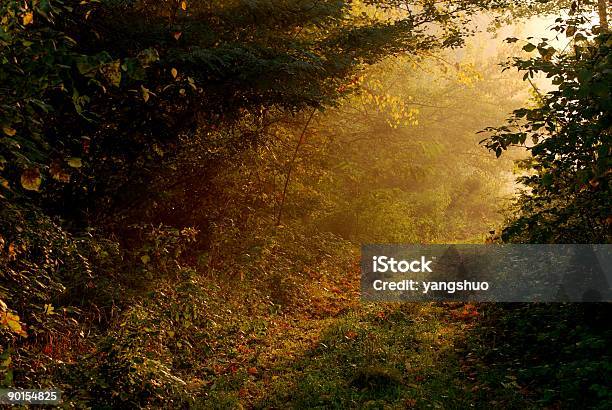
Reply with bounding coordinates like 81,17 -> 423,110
43,304 -> 55,315
153,144 -> 164,157
344,330 -> 358,340
50,161 -> 70,182
7,242 -> 17,260
247,366 -> 258,375
181,1 -> 187,11
171,68 -> 178,78
22,11 -> 33,26
21,168 -> 41,191
0,312 -> 27,337
2,126 -> 16,136
100,60 -> 122,87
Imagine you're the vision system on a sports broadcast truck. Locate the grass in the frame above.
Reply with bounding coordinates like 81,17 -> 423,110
187,263 -> 538,409
253,303 -> 475,409
193,267 -> 610,409
67,256 -> 609,409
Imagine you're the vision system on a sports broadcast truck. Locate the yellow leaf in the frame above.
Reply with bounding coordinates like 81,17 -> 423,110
2,126 -> 16,136
171,68 -> 178,78
181,1 -> 187,10
22,11 -> 33,26
67,157 -> 82,168
153,144 -> 164,157
141,255 -> 150,264
1,312 -> 27,337
141,85 -> 150,102
50,161 -> 70,182
43,304 -> 55,315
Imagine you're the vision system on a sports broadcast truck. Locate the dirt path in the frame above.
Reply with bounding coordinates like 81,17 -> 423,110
194,263 -> 532,409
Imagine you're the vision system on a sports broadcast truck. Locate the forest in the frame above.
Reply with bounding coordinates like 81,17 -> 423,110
0,0 -> 610,408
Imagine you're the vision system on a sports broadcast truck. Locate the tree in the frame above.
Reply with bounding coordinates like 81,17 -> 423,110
482,11 -> 611,243
1,0 -> 508,226
598,0 -> 609,31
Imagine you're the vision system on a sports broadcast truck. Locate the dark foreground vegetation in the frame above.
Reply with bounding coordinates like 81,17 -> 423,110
0,0 -> 610,408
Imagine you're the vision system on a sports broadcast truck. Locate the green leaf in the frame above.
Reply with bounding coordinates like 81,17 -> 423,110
522,43 -> 536,52
137,48 -> 159,68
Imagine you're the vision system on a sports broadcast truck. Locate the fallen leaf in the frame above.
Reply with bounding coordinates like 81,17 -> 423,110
345,330 -> 358,340
405,398 -> 417,408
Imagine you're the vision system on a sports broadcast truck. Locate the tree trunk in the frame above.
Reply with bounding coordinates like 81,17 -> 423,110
598,0 -> 609,32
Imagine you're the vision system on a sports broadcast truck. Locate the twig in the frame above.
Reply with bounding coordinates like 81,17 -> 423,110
275,108 -> 317,226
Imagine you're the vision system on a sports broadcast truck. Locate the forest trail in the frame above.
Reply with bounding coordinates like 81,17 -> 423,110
193,260 -> 532,409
